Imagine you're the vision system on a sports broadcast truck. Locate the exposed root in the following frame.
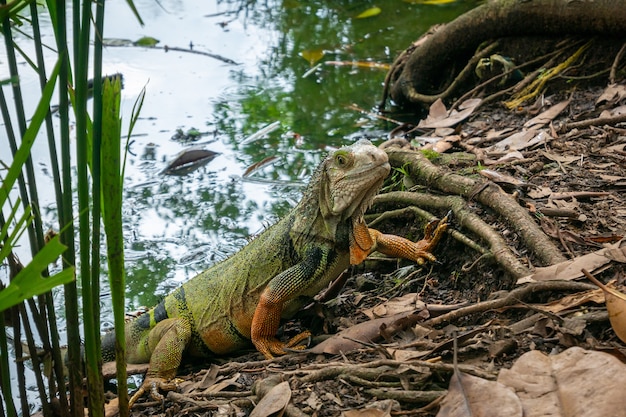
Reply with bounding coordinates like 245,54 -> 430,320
372,193 -> 529,278
383,147 -> 567,267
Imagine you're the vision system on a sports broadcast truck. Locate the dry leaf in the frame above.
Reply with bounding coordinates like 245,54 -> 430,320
523,99 -> 570,128
526,288 -> 605,314
203,373 -> 241,394
437,370 -> 522,417
497,347 -> 626,417
596,83 -> 626,105
418,98 -> 481,128
487,129 -> 553,153
584,272 -> 626,343
363,293 -> 426,319
516,241 -> 626,284
249,381 -> 291,417
604,289 -> 626,343
309,313 -> 409,355
162,147 -> 219,175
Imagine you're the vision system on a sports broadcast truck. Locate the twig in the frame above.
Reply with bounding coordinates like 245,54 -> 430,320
561,112 -> 626,131
422,280 -> 597,327
610,42 -> 626,84
451,46 -> 568,111
365,388 -> 444,404
403,42 -> 500,105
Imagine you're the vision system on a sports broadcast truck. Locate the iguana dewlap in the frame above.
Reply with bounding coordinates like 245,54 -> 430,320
102,139 -> 448,406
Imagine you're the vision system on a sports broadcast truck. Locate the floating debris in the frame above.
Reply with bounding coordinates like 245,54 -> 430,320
161,147 -> 219,175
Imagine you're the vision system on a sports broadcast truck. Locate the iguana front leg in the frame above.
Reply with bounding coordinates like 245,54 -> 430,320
128,317 -> 192,407
351,212 -> 449,265
251,247 -> 328,358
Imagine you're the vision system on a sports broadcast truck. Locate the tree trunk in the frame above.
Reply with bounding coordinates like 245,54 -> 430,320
387,0 -> 626,108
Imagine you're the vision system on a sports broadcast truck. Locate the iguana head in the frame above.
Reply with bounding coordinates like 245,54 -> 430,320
319,139 -> 391,222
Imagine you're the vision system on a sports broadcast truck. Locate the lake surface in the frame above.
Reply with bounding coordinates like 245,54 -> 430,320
101,0 -> 477,310
1,0 -> 476,406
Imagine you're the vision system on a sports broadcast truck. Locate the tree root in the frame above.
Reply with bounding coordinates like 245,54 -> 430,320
383,0 -> 626,109
384,147 -> 567,268
373,192 -> 530,278
422,280 -> 596,327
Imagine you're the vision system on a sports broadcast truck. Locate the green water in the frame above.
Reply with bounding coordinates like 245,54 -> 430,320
113,0 -> 478,313
1,0 -> 479,405
1,0 -> 478,319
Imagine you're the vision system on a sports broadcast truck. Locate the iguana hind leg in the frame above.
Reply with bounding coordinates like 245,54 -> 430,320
129,317 -> 192,407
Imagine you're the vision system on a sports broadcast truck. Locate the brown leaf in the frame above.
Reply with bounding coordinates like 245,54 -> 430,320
162,147 -> 219,175
309,313 -> 408,355
362,292 -> 426,319
203,373 -> 241,394
487,128 -> 553,153
583,272 -> 626,344
418,98 -> 482,128
243,155 -> 279,177
596,83 -> 626,105
523,99 -> 570,128
250,381 -> 291,417
516,241 -> 626,284
497,347 -> 626,417
527,288 -> 605,314
437,370 -> 522,417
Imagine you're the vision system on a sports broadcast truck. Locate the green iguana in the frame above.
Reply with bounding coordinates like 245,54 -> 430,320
102,139 -> 448,405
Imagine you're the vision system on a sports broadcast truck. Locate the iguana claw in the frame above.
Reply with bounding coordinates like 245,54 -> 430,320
254,330 -> 312,359
128,376 -> 178,408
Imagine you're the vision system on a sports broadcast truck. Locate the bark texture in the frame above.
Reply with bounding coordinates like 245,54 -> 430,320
388,0 -> 626,107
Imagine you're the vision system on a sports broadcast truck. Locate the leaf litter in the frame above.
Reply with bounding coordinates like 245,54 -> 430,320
126,73 -> 626,417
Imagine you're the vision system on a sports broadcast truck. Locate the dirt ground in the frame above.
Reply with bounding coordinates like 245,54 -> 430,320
117,53 -> 626,417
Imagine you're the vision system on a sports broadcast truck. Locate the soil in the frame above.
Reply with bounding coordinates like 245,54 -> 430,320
118,49 -> 626,417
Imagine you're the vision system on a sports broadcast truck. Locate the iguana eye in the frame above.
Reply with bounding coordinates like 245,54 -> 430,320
334,151 -> 350,167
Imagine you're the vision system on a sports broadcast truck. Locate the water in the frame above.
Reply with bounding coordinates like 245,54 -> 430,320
1,0 -> 477,408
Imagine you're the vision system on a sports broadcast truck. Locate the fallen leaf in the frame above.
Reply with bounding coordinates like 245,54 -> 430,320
541,150 -> 580,164
487,129 -> 553,153
532,289 -> 604,314
527,186 -> 552,199
418,98 -> 481,128
203,373 -> 241,394
161,147 -> 219,175
249,381 -> 291,417
497,347 -> 626,417
516,241 -> 626,284
362,293 -> 426,319
583,271 -> 626,344
355,6 -> 382,19
596,83 -> 626,105
437,369 -> 522,417
299,49 -> 325,66
324,61 -> 390,70
523,99 -> 570,128
243,156 -> 279,177
309,313 -> 409,355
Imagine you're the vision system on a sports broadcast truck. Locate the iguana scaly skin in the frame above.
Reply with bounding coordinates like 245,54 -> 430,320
102,139 -> 448,405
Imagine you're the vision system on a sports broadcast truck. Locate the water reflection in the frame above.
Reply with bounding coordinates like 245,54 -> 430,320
100,0 -> 478,309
